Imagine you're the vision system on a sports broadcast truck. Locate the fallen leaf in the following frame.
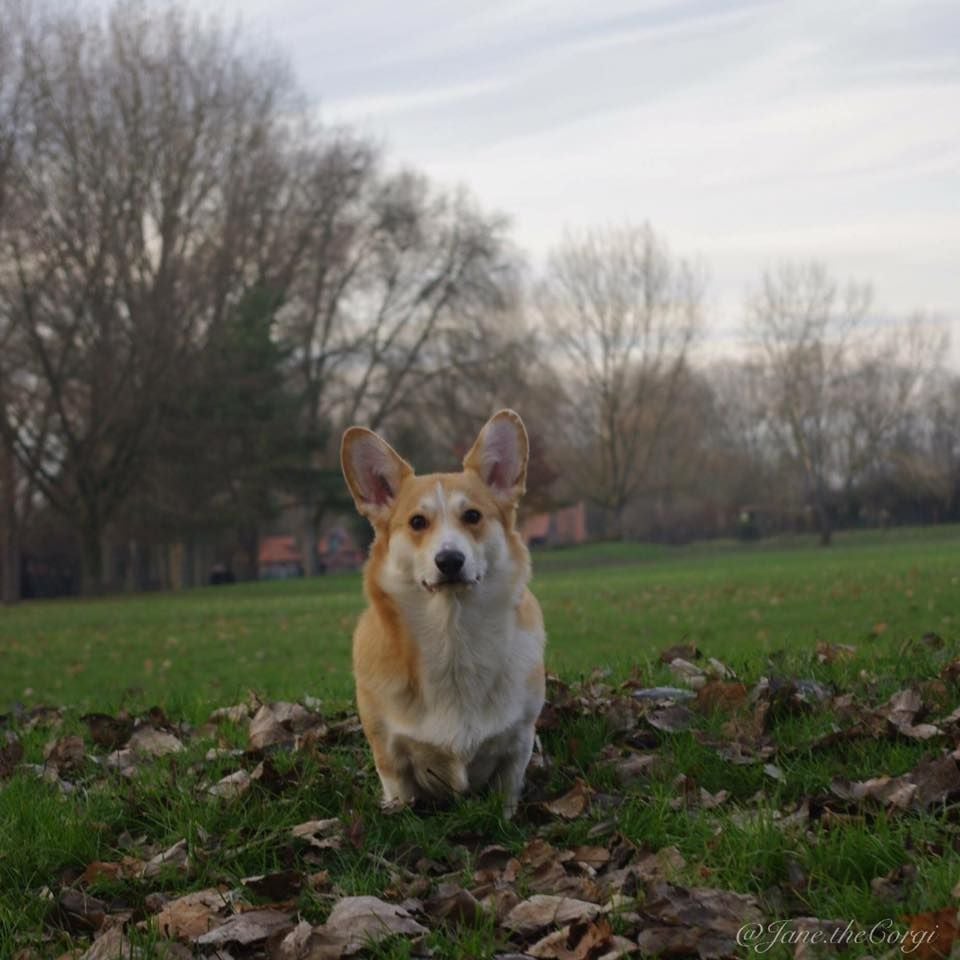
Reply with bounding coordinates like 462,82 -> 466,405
815,641 -> 857,664
249,702 -> 321,751
901,907 -> 959,960
242,870 -> 305,902
208,703 -> 252,724
0,732 -> 23,780
315,896 -> 427,953
659,643 -> 700,664
270,919 -> 316,960
127,726 -> 184,757
647,706 -> 695,733
631,687 -> 696,703
291,818 -> 343,850
871,863 -> 917,902
78,926 -> 132,960
637,883 -> 763,959
155,887 -> 231,941
80,858 -> 145,885
668,658 -> 705,683
423,882 -> 485,926
81,713 -> 133,750
613,751 -> 659,784
44,735 -> 85,775
528,918 -> 634,960
53,890 -> 108,934
195,909 -> 293,947
208,769 -> 252,799
502,895 -> 601,936
543,779 -> 592,820
142,838 -> 189,879
695,681 -> 748,713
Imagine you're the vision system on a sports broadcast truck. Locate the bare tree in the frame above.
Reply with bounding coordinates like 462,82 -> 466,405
1,2 -> 305,592
537,224 -> 702,537
745,262 -> 943,544
0,0 -> 33,602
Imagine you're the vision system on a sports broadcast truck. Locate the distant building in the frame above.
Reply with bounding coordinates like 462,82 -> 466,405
522,501 -> 588,547
258,535 -> 304,580
317,526 -> 364,572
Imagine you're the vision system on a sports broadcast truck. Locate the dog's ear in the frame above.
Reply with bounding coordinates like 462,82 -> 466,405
341,427 -> 413,524
463,409 -> 528,506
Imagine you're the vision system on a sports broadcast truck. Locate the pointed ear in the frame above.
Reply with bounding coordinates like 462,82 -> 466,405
341,427 -> 413,524
463,409 -> 529,505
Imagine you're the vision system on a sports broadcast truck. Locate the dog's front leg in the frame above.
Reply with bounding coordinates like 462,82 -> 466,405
491,723 -> 536,819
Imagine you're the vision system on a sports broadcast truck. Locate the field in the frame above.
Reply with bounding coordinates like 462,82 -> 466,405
1,527 -> 959,958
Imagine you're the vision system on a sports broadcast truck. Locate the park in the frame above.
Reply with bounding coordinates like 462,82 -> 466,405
2,528 -> 959,956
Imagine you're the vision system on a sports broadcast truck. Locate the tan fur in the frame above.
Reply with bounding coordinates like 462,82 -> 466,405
341,410 -> 546,816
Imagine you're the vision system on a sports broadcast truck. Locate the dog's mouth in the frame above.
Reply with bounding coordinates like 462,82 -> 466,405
421,576 -> 479,594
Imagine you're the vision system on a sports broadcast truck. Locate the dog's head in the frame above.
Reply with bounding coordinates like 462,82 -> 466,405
341,410 -> 529,599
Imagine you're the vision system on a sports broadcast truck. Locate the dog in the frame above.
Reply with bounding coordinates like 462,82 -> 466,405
340,409 -> 546,817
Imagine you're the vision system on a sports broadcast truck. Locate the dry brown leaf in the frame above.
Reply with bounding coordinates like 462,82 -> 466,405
44,735 -> 85,774
901,907 -> 959,960
291,818 -> 343,850
1,733 -> 24,780
695,681 -> 748,714
502,895 -> 602,936
142,838 -> 189,879
815,641 -> 857,664
543,779 -> 592,820
78,926 -> 131,960
208,703 -> 252,724
647,705 -> 695,733
195,909 -> 293,948
154,887 -> 232,940
127,726 -> 184,757
80,858 -> 145,885
528,918 -> 635,960
249,702 -> 321,750
668,658 -> 705,683
659,643 -> 700,664
270,919 -> 317,960
831,754 -> 960,814
613,751 -> 659,785
642,882 -> 762,936
870,863 -> 917,902
570,846 -> 611,871
242,870 -> 305,902
208,769 -> 252,799
54,890 -> 108,934
314,896 -> 428,955
423,883 -> 485,926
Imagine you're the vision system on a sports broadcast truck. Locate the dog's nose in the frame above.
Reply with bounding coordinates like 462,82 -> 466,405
434,550 -> 465,577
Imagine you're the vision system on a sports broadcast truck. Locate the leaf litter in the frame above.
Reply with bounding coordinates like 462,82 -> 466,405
3,640 -> 960,958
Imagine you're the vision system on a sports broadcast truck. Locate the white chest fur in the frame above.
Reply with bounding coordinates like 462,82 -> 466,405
389,583 -> 542,759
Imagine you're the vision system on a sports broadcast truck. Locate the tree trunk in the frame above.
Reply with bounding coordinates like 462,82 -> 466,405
300,507 -> 321,576
1,436 -> 20,604
816,501 -> 833,547
80,526 -> 104,596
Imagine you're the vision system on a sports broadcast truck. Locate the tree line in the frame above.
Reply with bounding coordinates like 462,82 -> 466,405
1,1 -> 956,600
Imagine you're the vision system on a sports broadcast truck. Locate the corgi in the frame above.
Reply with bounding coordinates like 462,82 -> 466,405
340,409 -> 546,817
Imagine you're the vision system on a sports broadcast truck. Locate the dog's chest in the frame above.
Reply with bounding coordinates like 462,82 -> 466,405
397,599 -> 535,755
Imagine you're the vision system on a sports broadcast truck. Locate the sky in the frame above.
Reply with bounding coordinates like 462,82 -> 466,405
191,0 -> 960,363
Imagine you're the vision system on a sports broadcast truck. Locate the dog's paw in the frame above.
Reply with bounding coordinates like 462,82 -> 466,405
380,796 -> 413,815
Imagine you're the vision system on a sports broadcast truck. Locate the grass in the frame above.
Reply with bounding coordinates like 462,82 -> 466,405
1,524 -> 960,957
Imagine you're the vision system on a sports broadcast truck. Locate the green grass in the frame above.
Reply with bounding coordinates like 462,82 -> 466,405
1,525 -> 960,957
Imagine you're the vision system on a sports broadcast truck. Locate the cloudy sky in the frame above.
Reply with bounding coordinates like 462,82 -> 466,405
194,0 -> 959,361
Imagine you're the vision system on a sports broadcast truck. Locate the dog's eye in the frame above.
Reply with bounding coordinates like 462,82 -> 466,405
462,509 -> 482,525
409,514 -> 428,531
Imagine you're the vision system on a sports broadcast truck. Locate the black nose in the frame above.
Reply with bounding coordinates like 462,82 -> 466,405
434,550 -> 465,577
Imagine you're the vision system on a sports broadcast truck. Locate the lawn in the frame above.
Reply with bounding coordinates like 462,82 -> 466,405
1,527 -> 959,958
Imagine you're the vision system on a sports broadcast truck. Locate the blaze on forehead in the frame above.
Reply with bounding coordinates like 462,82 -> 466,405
391,472 -> 499,519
